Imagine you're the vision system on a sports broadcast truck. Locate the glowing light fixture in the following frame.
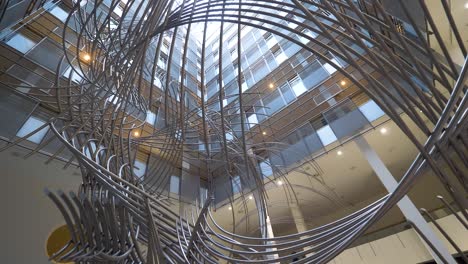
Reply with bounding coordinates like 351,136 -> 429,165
83,53 -> 91,61
337,150 -> 343,156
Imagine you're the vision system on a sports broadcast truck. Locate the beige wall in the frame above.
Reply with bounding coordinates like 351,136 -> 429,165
329,213 -> 467,264
0,143 -> 82,264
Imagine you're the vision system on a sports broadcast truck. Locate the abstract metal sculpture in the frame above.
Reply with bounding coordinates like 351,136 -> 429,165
1,0 -> 466,263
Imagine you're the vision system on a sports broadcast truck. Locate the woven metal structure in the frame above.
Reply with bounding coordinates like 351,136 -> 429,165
1,0 -> 467,263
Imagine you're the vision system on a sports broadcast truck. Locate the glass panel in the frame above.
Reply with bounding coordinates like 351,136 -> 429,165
0,88 -> 37,139
289,75 -> 307,97
316,125 -> 337,146
359,100 -> 385,122
325,100 -> 371,142
299,61 -> 329,90
226,132 -> 234,141
49,5 -> 69,22
16,116 -> 49,144
6,34 -> 36,53
200,186 -> 208,205
27,38 -> 69,72
279,83 -> 295,103
259,161 -> 273,178
133,159 -> 146,178
146,110 -> 156,125
232,176 -> 241,194
263,89 -> 284,115
63,66 -> 83,83
214,175 -> 232,205
170,175 -> 180,194
322,61 -> 337,74
247,113 -> 258,128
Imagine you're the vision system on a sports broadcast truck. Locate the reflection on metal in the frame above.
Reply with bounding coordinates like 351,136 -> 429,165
1,0 -> 467,263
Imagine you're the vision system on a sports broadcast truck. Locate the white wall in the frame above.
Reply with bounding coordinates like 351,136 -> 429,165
0,143 -> 82,264
329,213 -> 468,264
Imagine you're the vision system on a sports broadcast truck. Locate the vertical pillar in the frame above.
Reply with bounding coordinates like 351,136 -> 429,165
259,198 -> 279,263
265,215 -> 280,262
290,203 -> 308,233
355,136 -> 456,264
290,203 -> 313,258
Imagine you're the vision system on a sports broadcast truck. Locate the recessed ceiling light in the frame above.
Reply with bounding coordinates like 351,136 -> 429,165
337,150 -> 343,156
340,80 -> 346,86
276,180 -> 283,186
133,131 -> 140,137
380,127 -> 387,134
262,131 -> 267,135
269,83 -> 274,88
83,53 -> 91,61
228,206 -> 232,210
248,195 -> 253,200
465,2 -> 468,8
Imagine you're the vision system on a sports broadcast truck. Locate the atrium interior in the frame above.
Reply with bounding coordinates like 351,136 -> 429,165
0,0 -> 467,263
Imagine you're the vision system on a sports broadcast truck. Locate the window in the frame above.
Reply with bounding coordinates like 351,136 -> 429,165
226,131 -> 234,141
230,48 -> 238,60
259,161 -> 273,178
6,34 -> 36,53
114,5 -> 124,17
106,93 -> 121,107
49,6 -> 69,22
359,100 -> 385,122
84,142 -> 100,160
263,89 -> 285,115
231,176 -> 241,194
299,28 -> 317,44
279,83 -> 295,104
272,45 -> 287,65
162,42 -> 169,53
158,56 -> 167,69
133,159 -> 147,178
63,66 -> 83,83
322,52 -> 342,74
153,76 -> 163,89
146,110 -> 156,125
170,175 -> 180,194
316,125 -> 337,146
200,186 -> 208,205
199,140 -> 206,151
228,35 -> 236,48
16,116 -> 49,144
265,32 -> 276,48
288,75 -> 307,97
247,113 -> 259,128
299,61 -> 329,90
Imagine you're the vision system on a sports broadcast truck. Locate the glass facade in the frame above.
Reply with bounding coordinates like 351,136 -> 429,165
0,0 -> 410,207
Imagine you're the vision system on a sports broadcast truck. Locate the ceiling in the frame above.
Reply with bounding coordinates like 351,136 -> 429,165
210,112 -> 451,237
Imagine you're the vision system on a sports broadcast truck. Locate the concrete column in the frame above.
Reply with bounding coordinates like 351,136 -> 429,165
263,204 -> 279,263
290,203 -> 312,259
290,203 -> 308,233
355,136 -> 456,264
